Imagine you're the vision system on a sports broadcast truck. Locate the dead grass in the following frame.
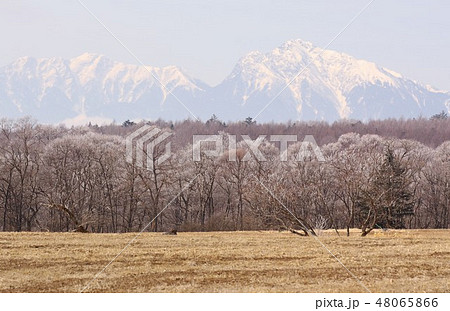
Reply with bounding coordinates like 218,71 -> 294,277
0,229 -> 448,293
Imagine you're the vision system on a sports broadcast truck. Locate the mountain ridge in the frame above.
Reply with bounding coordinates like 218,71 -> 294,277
1,39 -> 449,124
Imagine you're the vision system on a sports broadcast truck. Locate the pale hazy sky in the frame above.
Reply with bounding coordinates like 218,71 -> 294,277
1,0 -> 449,89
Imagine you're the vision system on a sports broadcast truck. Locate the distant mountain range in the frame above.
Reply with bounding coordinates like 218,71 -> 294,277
1,39 -> 449,124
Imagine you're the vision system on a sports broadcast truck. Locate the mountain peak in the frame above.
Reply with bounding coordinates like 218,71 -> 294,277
73,52 -> 108,62
279,39 -> 315,51
70,53 -> 113,71
220,39 -> 450,121
9,56 -> 38,70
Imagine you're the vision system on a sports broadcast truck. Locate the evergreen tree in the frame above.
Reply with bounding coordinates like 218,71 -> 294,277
357,147 -> 415,235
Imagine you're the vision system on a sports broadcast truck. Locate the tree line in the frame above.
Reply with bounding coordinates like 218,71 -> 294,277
0,117 -> 449,235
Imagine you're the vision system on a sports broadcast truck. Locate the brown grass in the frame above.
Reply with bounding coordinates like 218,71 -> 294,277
0,229 -> 449,293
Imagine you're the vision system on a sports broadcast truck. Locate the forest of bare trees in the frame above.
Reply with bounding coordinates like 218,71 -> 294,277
0,116 -> 449,235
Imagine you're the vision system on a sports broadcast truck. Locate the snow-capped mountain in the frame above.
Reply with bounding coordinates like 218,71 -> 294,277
0,53 -> 208,123
212,39 -> 450,122
0,40 -> 449,124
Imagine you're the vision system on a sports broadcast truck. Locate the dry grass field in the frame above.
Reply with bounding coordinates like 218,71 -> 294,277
0,230 -> 449,293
